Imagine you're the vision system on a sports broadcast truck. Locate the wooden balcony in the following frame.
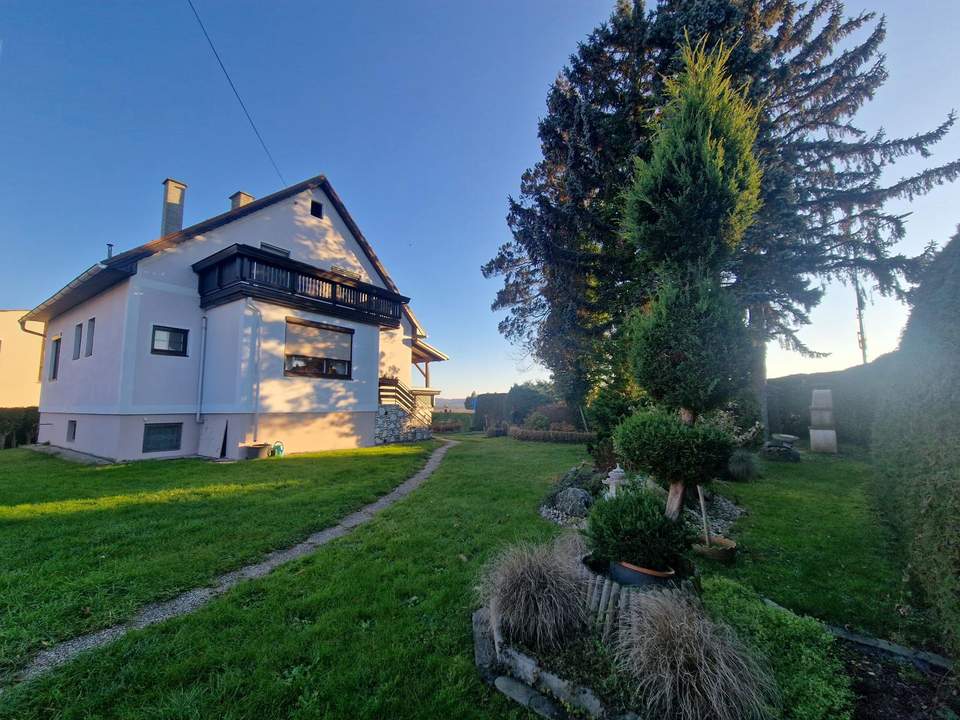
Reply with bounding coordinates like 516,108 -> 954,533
192,244 -> 409,327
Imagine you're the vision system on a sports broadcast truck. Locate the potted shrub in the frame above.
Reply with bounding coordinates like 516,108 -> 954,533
584,484 -> 693,587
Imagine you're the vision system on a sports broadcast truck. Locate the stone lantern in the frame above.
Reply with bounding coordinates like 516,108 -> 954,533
809,388 -> 838,453
603,465 -> 626,498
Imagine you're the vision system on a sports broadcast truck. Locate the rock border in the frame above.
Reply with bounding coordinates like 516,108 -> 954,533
473,607 -> 638,720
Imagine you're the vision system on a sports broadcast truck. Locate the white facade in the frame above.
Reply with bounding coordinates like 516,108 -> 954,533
31,179 -> 441,460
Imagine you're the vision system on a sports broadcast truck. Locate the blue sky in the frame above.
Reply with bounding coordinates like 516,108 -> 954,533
1,1 -> 957,398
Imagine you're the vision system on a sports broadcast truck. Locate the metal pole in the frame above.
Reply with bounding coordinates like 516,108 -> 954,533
854,274 -> 868,365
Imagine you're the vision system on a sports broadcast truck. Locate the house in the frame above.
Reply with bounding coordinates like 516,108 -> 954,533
0,310 -> 43,408
19,175 -> 447,461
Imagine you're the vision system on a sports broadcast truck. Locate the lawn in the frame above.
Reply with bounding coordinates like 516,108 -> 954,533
711,450 -> 937,649
0,442 -> 437,681
0,436 -> 587,718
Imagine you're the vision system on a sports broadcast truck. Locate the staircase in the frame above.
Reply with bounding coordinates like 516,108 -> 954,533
378,377 -> 433,427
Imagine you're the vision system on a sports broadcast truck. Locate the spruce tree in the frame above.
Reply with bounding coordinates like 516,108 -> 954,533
482,0 -> 960,421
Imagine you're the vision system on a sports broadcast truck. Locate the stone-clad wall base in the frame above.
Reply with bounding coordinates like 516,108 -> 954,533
375,405 -> 432,445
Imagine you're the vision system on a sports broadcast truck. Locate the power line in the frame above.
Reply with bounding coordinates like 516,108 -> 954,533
185,0 -> 286,186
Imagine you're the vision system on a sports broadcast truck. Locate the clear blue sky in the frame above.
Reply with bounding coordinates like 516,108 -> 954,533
1,1 -> 957,397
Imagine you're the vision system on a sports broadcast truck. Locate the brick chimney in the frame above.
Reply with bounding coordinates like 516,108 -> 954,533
161,178 -> 187,237
229,191 -> 255,210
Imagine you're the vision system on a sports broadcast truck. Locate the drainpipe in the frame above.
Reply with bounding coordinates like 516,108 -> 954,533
245,299 -> 263,442
19,318 -> 47,383
195,315 -> 208,422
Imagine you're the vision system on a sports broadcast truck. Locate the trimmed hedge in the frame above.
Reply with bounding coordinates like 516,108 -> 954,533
431,412 -> 472,432
471,393 -> 509,430
767,354 -> 895,446
872,230 -> 960,659
0,407 -> 39,449
508,427 -> 596,444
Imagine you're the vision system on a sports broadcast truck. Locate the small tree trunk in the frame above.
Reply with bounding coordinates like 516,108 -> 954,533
749,303 -> 770,440
665,481 -> 685,520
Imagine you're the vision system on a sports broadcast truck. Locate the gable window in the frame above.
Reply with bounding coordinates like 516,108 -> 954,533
142,423 -> 182,453
310,200 -> 324,219
283,318 -> 353,379
49,337 -> 61,380
73,323 -> 83,360
85,318 -> 95,357
151,326 -> 188,356
66,420 -> 77,443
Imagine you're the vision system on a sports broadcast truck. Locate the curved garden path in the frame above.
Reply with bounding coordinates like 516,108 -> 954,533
9,439 -> 458,687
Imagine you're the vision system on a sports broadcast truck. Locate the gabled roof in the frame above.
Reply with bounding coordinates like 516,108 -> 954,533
21,175 -> 424,332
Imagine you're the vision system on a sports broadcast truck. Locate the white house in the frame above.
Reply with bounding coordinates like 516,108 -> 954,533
20,175 -> 447,461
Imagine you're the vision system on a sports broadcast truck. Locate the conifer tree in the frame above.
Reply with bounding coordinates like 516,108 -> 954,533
482,0 -> 960,422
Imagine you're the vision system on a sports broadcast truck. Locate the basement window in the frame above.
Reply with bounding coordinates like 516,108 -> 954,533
142,423 -> 183,453
310,200 -> 324,219
66,420 -> 77,443
283,317 -> 353,380
151,326 -> 188,356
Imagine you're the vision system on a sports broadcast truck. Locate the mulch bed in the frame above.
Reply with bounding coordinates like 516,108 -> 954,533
840,639 -> 958,720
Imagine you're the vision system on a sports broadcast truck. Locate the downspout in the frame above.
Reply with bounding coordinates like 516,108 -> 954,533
195,315 -> 208,423
245,299 -> 263,443
19,318 -> 47,383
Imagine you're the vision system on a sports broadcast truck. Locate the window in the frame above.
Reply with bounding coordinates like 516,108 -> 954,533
49,337 -> 61,380
283,318 -> 353,379
151,326 -> 188,356
85,318 -> 95,357
66,420 -> 77,443
72,323 -> 83,360
310,200 -> 323,219
142,423 -> 182,453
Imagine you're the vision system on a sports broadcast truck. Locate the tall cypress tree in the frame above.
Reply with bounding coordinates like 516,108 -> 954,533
483,0 -> 960,418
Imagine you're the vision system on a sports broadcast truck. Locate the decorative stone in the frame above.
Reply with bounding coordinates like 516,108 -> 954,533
760,442 -> 801,462
602,464 -> 626,498
554,487 -> 593,517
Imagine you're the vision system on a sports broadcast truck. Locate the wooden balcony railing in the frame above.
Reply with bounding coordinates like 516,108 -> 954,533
192,244 -> 409,327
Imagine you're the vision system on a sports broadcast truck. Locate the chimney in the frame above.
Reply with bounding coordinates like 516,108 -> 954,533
161,178 -> 187,236
229,191 -> 255,210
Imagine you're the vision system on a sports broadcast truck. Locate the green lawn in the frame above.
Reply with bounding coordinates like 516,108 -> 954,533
0,436 -> 587,718
0,442 -> 437,681
711,451 -> 936,648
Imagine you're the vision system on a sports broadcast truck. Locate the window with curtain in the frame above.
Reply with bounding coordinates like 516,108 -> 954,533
283,318 -> 353,379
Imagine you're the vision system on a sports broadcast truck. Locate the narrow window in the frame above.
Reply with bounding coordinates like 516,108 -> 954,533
49,337 -> 61,380
151,326 -> 189,356
85,318 -> 95,357
310,200 -> 323,219
283,318 -> 353,379
66,420 -> 77,442
142,423 -> 183,453
73,323 -> 83,360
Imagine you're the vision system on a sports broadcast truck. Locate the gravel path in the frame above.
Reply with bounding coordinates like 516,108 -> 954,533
8,439 -> 458,688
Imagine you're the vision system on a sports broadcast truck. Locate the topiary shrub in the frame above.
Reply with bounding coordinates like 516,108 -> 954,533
616,588 -> 778,720
584,484 -> 693,571
477,536 -> 588,652
727,449 -> 759,482
613,408 -> 733,487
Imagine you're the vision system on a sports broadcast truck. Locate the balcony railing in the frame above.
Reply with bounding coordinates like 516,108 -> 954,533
192,244 -> 409,327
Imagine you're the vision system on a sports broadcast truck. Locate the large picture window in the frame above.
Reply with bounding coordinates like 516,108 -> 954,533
142,423 -> 183,453
283,318 -> 353,379
151,325 -> 188,356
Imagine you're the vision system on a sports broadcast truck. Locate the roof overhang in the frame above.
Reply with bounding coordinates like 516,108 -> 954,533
412,337 -> 449,363
20,262 -> 137,325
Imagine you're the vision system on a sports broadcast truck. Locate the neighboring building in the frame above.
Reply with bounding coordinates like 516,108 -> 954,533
0,310 -> 43,407
20,175 -> 447,460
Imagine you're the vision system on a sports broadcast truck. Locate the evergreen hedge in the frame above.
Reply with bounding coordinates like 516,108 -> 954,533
0,407 -> 39,449
872,230 -> 960,658
507,427 -> 595,444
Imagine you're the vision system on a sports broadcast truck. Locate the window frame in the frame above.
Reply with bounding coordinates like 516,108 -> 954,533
49,336 -> 61,380
150,325 -> 189,356
310,200 -> 324,219
72,323 -> 83,360
142,422 -> 183,453
84,318 -> 95,357
66,420 -> 77,443
283,317 -> 354,380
